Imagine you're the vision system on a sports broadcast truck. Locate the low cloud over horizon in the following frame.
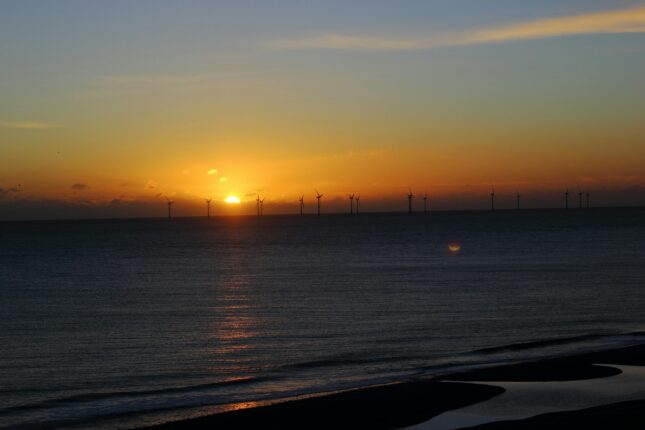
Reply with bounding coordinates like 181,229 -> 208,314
71,183 -> 88,191
3,184 -> 645,221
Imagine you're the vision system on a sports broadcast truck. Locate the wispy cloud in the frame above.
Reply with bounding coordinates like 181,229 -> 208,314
0,184 -> 21,199
71,183 -> 88,191
270,5 -> 645,51
76,72 -> 257,99
91,71 -> 255,91
207,168 -> 218,176
145,180 -> 158,191
97,74 -> 216,87
0,120 -> 56,130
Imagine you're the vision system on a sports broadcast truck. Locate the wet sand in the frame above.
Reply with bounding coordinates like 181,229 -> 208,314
465,399 -> 645,429
142,381 -> 503,429
412,364 -> 645,429
141,344 -> 645,429
415,344 -> 645,429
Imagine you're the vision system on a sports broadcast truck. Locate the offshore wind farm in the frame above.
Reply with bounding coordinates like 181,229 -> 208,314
152,186 -> 600,220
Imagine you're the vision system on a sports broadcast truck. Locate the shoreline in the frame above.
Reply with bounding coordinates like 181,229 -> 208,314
140,343 -> 645,429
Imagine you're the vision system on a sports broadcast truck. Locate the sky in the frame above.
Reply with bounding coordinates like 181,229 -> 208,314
1,0 -> 645,219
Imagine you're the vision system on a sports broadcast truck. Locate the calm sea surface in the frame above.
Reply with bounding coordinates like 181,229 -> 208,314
2,208 -> 645,429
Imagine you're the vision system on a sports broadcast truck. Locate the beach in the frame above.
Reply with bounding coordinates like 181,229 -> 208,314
3,211 -> 645,429
142,344 -> 645,429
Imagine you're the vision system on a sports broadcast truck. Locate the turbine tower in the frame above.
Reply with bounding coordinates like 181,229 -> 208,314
256,194 -> 261,217
349,193 -> 355,215
259,197 -> 265,216
166,197 -> 173,220
299,195 -> 304,216
407,188 -> 414,214
490,187 -> 496,211
423,192 -> 428,214
355,194 -> 360,214
315,190 -> 323,216
565,188 -> 569,210
206,198 -> 212,218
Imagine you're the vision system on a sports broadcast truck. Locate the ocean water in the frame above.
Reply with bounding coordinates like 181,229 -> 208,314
2,208 -> 645,429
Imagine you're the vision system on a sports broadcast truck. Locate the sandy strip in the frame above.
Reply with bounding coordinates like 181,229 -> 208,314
408,364 -> 645,430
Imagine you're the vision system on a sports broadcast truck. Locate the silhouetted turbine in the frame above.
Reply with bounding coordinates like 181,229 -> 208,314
423,192 -> 428,214
298,195 -> 304,216
349,193 -> 355,215
316,190 -> 323,216
407,188 -> 414,214
256,194 -> 261,217
206,199 -> 212,218
490,187 -> 496,211
355,194 -> 360,214
260,197 -> 265,216
166,198 -> 173,220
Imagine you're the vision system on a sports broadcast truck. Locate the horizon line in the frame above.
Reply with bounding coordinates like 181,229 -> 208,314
2,204 -> 643,224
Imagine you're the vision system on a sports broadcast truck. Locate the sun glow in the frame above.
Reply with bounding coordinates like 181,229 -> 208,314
225,196 -> 241,204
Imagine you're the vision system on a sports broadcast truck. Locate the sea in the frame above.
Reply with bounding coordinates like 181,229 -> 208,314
2,208 -> 645,429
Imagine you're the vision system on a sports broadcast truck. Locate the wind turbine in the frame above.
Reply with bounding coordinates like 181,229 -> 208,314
565,188 -> 569,210
349,193 -> 355,215
516,191 -> 521,210
256,194 -> 261,217
578,188 -> 583,209
298,195 -> 304,216
423,192 -> 428,214
259,197 -> 265,216
166,197 -> 173,220
490,187 -> 496,211
407,188 -> 414,214
206,198 -> 212,218
316,190 -> 323,216
355,194 -> 361,214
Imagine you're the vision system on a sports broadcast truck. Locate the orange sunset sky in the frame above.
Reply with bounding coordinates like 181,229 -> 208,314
1,1 -> 645,219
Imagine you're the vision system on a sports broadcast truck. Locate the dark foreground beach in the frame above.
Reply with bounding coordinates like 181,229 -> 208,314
143,344 -> 645,429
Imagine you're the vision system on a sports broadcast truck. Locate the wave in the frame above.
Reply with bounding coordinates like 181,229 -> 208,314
469,331 -> 645,356
282,354 -> 427,370
0,376 -> 261,414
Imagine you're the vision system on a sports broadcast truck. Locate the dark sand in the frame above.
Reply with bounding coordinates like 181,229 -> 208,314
144,381 -> 503,430
142,344 -> 645,429
450,343 -> 645,382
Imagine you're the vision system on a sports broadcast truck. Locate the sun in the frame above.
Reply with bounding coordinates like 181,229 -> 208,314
225,196 -> 241,204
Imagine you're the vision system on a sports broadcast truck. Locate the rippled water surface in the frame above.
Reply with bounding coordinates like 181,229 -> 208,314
2,208 -> 645,429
